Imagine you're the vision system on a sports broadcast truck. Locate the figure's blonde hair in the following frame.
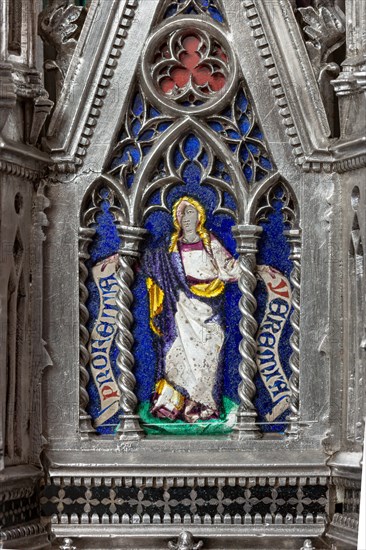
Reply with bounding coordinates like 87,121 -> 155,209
169,196 -> 212,255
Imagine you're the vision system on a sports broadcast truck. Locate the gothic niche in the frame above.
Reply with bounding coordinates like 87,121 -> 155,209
77,0 -> 302,441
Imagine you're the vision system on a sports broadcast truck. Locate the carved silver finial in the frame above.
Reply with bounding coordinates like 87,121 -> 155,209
168,531 -> 204,550
300,539 -> 315,550
59,538 -> 76,550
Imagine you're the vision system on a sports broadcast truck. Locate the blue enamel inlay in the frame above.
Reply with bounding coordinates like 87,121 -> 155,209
163,0 -> 225,24
174,149 -> 185,169
238,115 -> 251,136
138,129 -> 155,142
244,164 -> 253,182
131,119 -> 142,138
198,151 -> 209,168
149,106 -> 161,118
132,93 -> 144,117
239,145 -> 248,163
260,156 -> 272,171
108,89 -> 173,187
209,121 -> 223,133
209,84 -> 275,185
183,134 -> 201,160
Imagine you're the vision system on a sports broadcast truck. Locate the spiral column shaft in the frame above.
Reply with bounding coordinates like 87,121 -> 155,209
231,225 -> 263,440
78,226 -> 96,436
115,225 -> 147,440
285,229 -> 302,438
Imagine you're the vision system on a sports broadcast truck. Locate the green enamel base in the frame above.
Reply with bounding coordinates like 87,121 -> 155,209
138,396 -> 238,435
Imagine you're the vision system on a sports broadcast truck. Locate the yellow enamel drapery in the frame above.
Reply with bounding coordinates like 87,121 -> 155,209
190,278 -> 225,298
146,277 -> 164,336
155,379 -> 185,411
147,276 -> 224,336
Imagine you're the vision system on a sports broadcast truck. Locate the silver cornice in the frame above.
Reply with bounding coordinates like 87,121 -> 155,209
0,159 -> 43,181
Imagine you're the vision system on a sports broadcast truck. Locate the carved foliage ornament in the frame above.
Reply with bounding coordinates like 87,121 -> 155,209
298,2 -> 346,81
39,1 -> 86,96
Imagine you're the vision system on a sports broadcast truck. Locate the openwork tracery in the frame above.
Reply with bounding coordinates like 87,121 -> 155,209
78,0 -> 302,441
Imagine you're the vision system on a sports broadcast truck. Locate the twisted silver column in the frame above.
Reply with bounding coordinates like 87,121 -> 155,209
78,226 -> 96,436
285,229 -> 302,437
115,225 -> 147,440
231,225 -> 263,440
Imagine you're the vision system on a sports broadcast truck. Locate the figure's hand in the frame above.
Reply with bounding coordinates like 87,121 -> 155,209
225,257 -> 236,270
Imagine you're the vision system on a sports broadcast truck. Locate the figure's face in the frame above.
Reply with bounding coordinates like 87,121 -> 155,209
181,204 -> 199,233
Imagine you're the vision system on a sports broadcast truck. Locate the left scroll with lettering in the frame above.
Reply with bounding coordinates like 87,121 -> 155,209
88,255 -> 120,427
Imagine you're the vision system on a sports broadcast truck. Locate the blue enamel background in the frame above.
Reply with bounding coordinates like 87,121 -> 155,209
86,148 -> 293,435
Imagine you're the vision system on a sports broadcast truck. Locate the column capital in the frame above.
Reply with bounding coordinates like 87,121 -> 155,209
232,225 -> 263,254
116,225 -> 148,258
284,229 -> 302,259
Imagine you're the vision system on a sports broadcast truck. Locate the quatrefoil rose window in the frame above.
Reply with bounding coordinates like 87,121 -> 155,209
141,17 -> 238,115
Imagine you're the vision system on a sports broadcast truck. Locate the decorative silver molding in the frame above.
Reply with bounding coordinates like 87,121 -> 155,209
328,513 -> 359,548
332,512 -> 359,530
50,513 -> 327,527
45,473 -> 330,487
231,225 -> 263,440
240,0 -> 366,175
0,485 -> 34,503
0,521 -> 46,541
0,160 -> 43,181
74,0 -> 140,169
31,181 -> 52,460
241,0 -> 305,166
29,95 -> 54,146
331,477 -> 361,489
